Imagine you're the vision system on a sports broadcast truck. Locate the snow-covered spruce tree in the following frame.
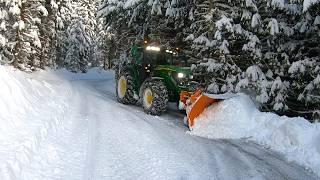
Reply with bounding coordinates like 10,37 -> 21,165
240,1 -> 320,119
97,0 -> 132,60
188,0 -> 320,120
62,0 -> 98,72
147,0 -> 191,48
186,0 -> 248,94
286,2 -> 320,120
37,0 -> 60,68
54,0 -> 73,67
96,17 -> 117,69
73,0 -> 98,66
0,0 -> 46,71
0,0 -> 20,65
64,20 -> 92,73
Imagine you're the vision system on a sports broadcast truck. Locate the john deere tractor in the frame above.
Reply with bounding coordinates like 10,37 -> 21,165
115,41 -> 196,115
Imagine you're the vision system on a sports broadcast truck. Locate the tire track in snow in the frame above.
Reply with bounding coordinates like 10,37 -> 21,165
84,115 -> 98,180
78,85 -> 99,180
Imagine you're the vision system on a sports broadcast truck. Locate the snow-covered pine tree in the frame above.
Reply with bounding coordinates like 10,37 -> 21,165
63,0 -> 97,72
15,1 -> 48,71
96,17 -> 116,69
187,0 -> 245,94
54,0 -> 73,67
64,20 -> 92,72
0,0 -> 19,65
150,0 -> 191,48
37,0 -> 59,69
188,0 -> 320,120
239,0 -> 320,119
286,2 -> 320,121
78,0 -> 98,67
98,0 -> 132,59
28,0 -> 54,69
0,0 -> 100,72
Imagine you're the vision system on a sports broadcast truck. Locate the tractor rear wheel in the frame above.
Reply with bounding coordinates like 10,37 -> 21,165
141,80 -> 168,115
116,70 -> 137,104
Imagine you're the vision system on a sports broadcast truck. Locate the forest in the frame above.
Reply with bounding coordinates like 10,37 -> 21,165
0,0 -> 319,121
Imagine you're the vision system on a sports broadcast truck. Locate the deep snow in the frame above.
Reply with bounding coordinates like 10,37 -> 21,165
0,66 -> 319,179
0,66 -> 72,180
191,94 -> 320,176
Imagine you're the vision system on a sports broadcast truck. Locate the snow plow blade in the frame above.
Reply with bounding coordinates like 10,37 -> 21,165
180,90 -> 237,130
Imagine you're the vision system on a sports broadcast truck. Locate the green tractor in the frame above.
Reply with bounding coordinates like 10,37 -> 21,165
115,41 -> 196,115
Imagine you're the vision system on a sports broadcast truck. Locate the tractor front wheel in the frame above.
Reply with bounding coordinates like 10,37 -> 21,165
141,80 -> 168,115
116,70 -> 137,104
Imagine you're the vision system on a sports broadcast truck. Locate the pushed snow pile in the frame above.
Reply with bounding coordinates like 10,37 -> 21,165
0,66 -> 73,180
191,94 -> 320,176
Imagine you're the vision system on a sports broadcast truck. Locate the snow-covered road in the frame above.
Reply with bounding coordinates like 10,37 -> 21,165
7,70 -> 319,180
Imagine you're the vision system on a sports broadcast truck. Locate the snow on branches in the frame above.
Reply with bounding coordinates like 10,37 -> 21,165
190,0 -> 320,120
65,20 -> 93,73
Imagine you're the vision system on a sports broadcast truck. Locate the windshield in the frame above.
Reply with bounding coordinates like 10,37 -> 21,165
143,50 -> 189,67
164,52 -> 189,67
143,51 -> 166,65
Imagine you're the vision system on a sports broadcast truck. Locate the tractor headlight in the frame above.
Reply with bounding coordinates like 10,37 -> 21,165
189,75 -> 193,79
177,72 -> 185,78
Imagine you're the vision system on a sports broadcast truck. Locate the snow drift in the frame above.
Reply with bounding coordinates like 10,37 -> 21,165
0,66 -> 112,180
0,66 -> 74,180
191,94 -> 320,176
0,66 -> 111,180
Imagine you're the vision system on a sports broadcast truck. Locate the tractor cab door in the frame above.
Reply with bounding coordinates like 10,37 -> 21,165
130,44 -> 143,64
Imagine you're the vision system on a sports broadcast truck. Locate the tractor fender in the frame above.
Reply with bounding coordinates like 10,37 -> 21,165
138,77 -> 164,100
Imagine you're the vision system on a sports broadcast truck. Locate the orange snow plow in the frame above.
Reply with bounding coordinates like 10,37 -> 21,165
180,90 -> 237,130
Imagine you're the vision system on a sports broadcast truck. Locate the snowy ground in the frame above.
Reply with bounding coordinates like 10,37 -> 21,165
0,66 -> 319,180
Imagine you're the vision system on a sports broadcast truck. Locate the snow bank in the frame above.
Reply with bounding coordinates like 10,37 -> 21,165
0,66 -> 110,179
0,66 -> 74,180
191,94 -> 320,176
